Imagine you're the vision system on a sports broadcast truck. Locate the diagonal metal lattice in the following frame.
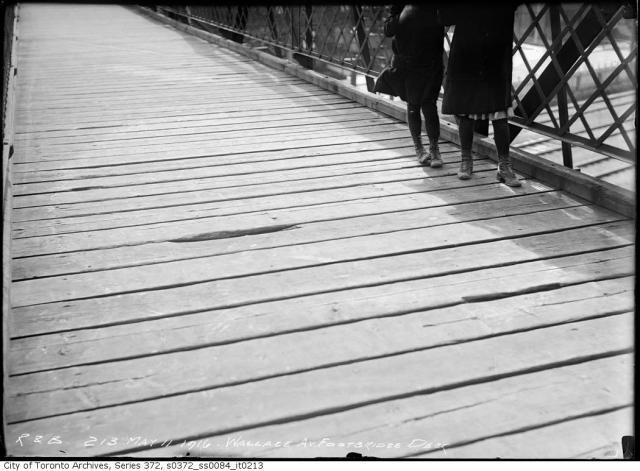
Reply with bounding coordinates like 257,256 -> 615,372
154,3 -> 636,166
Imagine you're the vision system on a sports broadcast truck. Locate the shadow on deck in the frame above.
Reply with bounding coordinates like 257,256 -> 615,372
2,3 -> 634,459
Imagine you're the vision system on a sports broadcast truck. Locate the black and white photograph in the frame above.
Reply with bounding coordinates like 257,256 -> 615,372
1,0 -> 636,460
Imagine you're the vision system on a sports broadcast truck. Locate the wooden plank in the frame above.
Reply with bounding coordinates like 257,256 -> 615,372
15,93 -> 351,128
14,81 -> 335,107
11,166 -> 495,224
13,188 -> 566,277
418,407 -> 633,459
14,146 -> 422,206
11,128 -> 414,171
14,121 -> 409,163
10,239 -> 634,339
13,144 -> 447,198
14,81 -> 328,109
14,77 -> 306,101
11,204 -> 624,305
14,91 -> 346,126
14,104 -> 368,145
4,314 -> 633,457
12,254 -> 633,368
14,75 -> 307,98
13,102 -> 362,141
17,108 -> 382,146
11,137 -> 424,182
126,355 -> 634,458
10,202 -> 628,293
13,98 -> 353,134
7,278 -> 634,420
11,163 -> 499,224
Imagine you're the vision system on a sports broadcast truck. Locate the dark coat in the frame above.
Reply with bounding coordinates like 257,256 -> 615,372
440,3 -> 518,115
374,4 -> 444,105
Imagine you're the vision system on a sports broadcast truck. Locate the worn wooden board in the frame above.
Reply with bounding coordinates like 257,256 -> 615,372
13,189 -> 571,278
9,259 -> 633,372
14,103 -> 368,144
13,186 -> 581,259
12,136 -> 429,182
12,165 -> 508,235
12,146 -> 459,216
17,116 -> 402,158
11,209 -> 631,306
10,242 -> 634,339
16,108 -> 380,151
14,122 -> 410,164
125,354 -> 634,458
5,314 -> 633,456
7,278 -> 634,421
418,407 -> 633,459
11,163 -> 499,225
12,128 -> 416,171
14,97 -> 354,134
13,100 -> 359,140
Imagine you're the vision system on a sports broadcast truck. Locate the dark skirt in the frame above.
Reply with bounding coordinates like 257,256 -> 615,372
441,4 -> 517,115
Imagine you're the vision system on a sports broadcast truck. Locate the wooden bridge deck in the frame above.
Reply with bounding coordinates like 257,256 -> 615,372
4,4 -> 634,459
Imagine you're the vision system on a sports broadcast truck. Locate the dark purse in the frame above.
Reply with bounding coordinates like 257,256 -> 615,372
373,66 -> 397,96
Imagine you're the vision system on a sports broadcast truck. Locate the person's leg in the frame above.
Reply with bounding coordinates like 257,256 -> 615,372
421,100 -> 442,168
492,118 -> 521,187
408,102 -> 429,164
457,115 -> 474,179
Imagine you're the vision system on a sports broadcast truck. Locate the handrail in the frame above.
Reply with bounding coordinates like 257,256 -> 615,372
151,3 -> 637,169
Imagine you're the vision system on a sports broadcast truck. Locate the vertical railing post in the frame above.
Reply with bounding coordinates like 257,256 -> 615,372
352,5 -> 375,92
267,6 -> 283,58
550,4 -> 574,168
291,5 -> 313,68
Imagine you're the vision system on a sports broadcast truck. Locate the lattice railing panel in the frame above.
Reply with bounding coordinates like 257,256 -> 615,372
154,3 -> 636,165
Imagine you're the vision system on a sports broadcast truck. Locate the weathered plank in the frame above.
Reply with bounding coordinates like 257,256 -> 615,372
14,103 -> 365,144
15,80 -> 330,110
11,163 -> 499,226
17,115 -> 399,158
10,257 -> 632,371
15,106 -> 376,150
10,241 -> 634,339
14,151 -> 423,206
11,128 -> 415,171
126,355 -> 633,458
11,208 -> 630,305
15,93 -> 354,129
13,189 -> 569,278
13,184 -> 573,257
418,407 -> 633,459
12,137 -> 425,182
14,121 -> 409,164
14,97 -> 353,134
12,145 -> 457,209
5,314 -> 633,456
7,278 -> 633,421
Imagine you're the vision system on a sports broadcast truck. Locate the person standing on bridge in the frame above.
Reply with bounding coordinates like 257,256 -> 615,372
374,4 -> 445,168
440,2 -> 522,187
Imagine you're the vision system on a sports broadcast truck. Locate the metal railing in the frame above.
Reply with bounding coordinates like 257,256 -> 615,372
153,3 -> 637,169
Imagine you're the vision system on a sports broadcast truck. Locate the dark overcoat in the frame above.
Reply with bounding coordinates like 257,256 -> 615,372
373,4 -> 444,105
440,3 -> 518,115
